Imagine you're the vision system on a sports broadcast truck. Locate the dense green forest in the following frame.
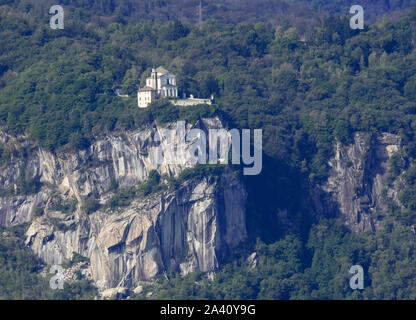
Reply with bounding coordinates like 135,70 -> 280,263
0,225 -> 97,299
139,220 -> 416,300
301,0 -> 416,17
0,0 -> 416,299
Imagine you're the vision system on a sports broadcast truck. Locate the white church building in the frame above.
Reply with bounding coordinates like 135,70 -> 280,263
137,67 -> 178,108
137,66 -> 212,108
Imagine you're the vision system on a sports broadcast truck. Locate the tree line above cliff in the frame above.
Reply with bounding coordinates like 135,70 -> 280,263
2,3 -> 416,180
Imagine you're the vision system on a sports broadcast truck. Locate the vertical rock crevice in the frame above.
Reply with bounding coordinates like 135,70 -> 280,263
314,132 -> 402,232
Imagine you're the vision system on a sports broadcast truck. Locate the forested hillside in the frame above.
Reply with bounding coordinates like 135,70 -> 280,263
302,0 -> 416,18
0,0 -> 416,299
0,225 -> 97,299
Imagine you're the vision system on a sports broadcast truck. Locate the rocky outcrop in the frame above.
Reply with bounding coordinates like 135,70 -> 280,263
0,118 -> 247,290
313,132 -> 403,232
2,116 -> 406,290
0,117 -> 225,227
25,172 -> 246,290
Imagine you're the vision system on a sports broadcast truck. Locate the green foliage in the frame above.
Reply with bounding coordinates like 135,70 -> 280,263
137,170 -> 162,196
0,143 -> 13,168
397,165 -> 416,225
0,228 -> 49,299
48,279 -> 98,300
389,152 -> 407,177
50,218 -> 76,232
49,197 -> 77,214
81,197 -> 100,215
179,165 -> 225,182
138,170 -> 168,196
62,252 -> 89,269
0,226 -> 97,300
148,99 -> 221,125
17,168 -> 41,195
142,220 -> 416,300
108,187 -> 136,210
33,207 -> 44,218
148,170 -> 161,185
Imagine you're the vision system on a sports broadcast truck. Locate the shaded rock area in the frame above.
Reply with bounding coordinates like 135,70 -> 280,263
313,132 -> 403,232
25,172 -> 246,290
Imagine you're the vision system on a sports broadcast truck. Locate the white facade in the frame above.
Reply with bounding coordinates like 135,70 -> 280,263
138,67 -> 178,108
137,87 -> 157,108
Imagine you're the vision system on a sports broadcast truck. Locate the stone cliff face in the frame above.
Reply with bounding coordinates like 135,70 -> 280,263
0,121 -> 406,290
0,118 -> 247,290
25,172 -> 246,289
313,132 -> 403,232
0,117 -> 223,227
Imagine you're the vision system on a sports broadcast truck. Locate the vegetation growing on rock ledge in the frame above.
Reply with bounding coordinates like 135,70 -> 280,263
0,225 -> 98,300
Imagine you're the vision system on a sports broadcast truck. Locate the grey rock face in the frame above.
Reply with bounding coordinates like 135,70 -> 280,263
0,118 -> 247,290
313,132 -> 403,232
0,118 -> 225,227
25,172 -> 246,290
